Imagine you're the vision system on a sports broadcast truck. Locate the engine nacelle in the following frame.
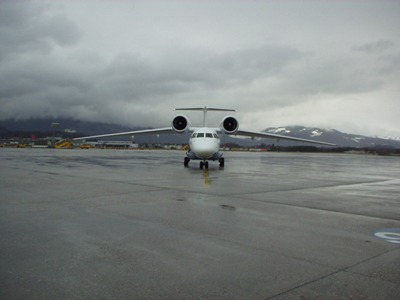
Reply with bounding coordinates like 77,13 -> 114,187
220,116 -> 239,134
172,114 -> 190,133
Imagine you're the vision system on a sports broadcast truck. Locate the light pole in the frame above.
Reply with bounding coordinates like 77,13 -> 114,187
51,122 -> 59,147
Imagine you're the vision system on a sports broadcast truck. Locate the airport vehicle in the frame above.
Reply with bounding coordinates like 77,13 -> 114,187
73,107 -> 335,168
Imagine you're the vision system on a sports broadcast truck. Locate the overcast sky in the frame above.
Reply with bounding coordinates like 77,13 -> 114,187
1,0 -> 399,136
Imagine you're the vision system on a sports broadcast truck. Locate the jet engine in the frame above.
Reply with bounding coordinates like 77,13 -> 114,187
172,115 -> 190,133
220,116 -> 239,134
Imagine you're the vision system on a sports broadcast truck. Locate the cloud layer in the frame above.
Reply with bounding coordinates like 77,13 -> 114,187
1,0 -> 399,136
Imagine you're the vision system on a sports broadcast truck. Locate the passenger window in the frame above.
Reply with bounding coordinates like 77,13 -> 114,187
206,133 -> 213,138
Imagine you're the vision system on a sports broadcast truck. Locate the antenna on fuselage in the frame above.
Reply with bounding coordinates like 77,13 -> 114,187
174,106 -> 236,127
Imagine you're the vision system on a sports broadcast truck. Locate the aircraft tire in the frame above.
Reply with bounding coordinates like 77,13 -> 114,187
184,157 -> 190,167
200,161 -> 204,169
205,161 -> 209,169
219,157 -> 225,167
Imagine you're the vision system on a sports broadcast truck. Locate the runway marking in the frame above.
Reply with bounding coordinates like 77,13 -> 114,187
373,228 -> 400,244
203,169 -> 210,187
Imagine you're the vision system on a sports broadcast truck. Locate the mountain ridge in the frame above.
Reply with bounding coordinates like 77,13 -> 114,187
1,119 -> 399,148
263,126 -> 400,148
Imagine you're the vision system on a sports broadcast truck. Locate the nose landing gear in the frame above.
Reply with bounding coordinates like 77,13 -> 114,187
200,161 -> 209,169
184,157 -> 224,168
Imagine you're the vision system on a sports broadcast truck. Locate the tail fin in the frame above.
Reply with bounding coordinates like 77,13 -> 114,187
174,106 -> 236,127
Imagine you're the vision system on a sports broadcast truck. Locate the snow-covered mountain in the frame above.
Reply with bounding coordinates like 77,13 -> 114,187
263,126 -> 400,148
375,135 -> 400,141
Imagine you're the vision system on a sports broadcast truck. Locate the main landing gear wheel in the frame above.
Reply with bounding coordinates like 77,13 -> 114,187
184,157 -> 190,167
219,157 -> 225,167
200,161 -> 209,169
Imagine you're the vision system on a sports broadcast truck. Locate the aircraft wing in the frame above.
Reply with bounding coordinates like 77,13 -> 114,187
235,129 -> 336,146
72,127 -> 174,141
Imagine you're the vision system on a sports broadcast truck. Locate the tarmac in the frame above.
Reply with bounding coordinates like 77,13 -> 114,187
0,148 -> 399,299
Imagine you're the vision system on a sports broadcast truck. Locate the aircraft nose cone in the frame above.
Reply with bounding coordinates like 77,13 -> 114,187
197,149 -> 214,159
191,144 -> 216,159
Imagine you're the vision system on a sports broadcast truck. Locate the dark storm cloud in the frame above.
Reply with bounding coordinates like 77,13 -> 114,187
353,39 -> 400,78
0,1 -> 80,61
0,1 -> 83,119
206,46 -> 305,84
104,44 -> 304,95
282,56 -> 383,97
0,1 -> 399,136
0,1 -> 308,125
355,39 -> 396,54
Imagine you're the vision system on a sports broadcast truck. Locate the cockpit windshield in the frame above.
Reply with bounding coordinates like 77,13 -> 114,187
191,132 -> 219,138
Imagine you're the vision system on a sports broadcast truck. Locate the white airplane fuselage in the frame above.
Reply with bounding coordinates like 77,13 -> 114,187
188,128 -> 221,160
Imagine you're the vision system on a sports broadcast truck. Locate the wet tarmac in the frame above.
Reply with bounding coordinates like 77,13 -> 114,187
1,148 -> 399,299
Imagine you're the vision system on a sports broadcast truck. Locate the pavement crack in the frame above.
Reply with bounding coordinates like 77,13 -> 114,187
264,248 -> 397,300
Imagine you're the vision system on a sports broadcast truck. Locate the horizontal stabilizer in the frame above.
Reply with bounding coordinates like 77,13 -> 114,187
175,107 -> 236,112
175,106 -> 236,127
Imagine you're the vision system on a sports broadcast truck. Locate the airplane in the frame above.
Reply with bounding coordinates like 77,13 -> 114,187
73,107 -> 336,169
